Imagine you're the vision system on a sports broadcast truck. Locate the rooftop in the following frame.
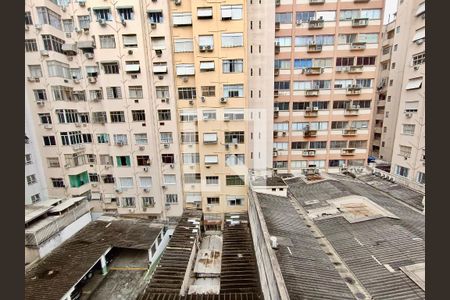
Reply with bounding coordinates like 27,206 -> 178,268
251,176 -> 287,187
25,218 -> 163,300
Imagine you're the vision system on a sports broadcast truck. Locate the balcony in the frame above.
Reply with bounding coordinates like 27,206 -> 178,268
348,65 -> 364,74
303,129 -> 318,137
275,44 -> 280,54
72,144 -> 86,152
309,0 -> 325,4
350,42 -> 367,51
305,89 -> 320,97
274,90 -> 279,98
308,19 -> 324,29
342,128 -> 357,136
303,67 -> 323,75
346,85 -> 362,96
352,18 -> 369,27
307,43 -> 322,53
304,108 -> 319,118
275,22 -> 280,31
302,149 -> 316,157
274,68 -> 280,76
274,108 -> 279,118
344,106 -> 360,116
341,148 -> 356,156
62,43 -> 77,56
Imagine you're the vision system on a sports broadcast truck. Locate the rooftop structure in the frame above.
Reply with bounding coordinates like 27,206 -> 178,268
248,172 -> 425,299
25,217 -> 165,300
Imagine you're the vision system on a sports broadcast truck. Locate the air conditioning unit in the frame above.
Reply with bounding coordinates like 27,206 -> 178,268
155,49 -> 162,57
143,188 -> 149,192
189,99 -> 194,105
162,185 -> 167,189
206,205 -> 212,211
121,19 -> 126,26
161,97 -> 169,103
88,77 -> 97,83
44,124 -> 52,129
36,100 -> 45,106
415,38 -> 424,45
98,19 -> 107,26
296,20 -> 302,26
74,27 -> 82,33
164,143 -> 170,148
182,77 -> 189,83
143,167 -> 149,172
158,75 -> 164,80
79,0 -> 86,6
205,45 -> 213,52
67,56 -> 73,61
224,116 -> 230,122
414,65 -> 420,71
199,45 -> 207,52
85,53 -> 94,59
116,141 -> 124,146
225,144 -> 230,150
73,78 -> 80,84
35,24 -> 42,30
282,131 -> 287,136
27,77 -> 36,82
115,188 -> 123,193
220,97 -> 228,103
139,146 -> 145,151
40,50 -> 49,57
201,96 -> 206,102
170,164 -> 174,168
83,27 -> 89,34
151,22 -> 157,29
405,112 -> 413,118
313,106 -> 319,111
174,0 -> 182,6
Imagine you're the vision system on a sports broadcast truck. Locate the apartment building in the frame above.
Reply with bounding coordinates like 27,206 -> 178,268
386,0 -> 425,185
272,0 -> 385,174
25,91 -> 49,204
25,0 -> 183,218
168,0 -> 250,220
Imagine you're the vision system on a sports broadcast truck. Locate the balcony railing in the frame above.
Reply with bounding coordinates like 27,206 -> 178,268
275,22 -> 280,31
344,106 -> 360,116
342,128 -> 358,136
305,89 -> 320,97
275,44 -> 280,54
274,68 -> 280,76
350,41 -> 367,50
341,148 -> 356,156
303,67 -> 323,75
304,109 -> 319,117
348,65 -> 364,73
308,19 -> 324,29
303,129 -> 318,137
310,0 -> 325,4
352,18 -> 369,27
307,43 -> 322,53
302,149 -> 316,157
346,85 -> 362,95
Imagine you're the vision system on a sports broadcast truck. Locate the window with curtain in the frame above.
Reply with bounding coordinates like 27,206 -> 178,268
221,5 -> 242,20
119,177 -> 133,189
223,84 -> 244,97
295,35 -> 314,46
37,7 -> 62,30
139,177 -> 152,188
221,33 -> 243,47
99,35 -> 116,48
274,59 -> 291,70
182,153 -> 200,164
276,12 -> 292,24
93,9 -> 112,21
198,35 -> 214,47
316,35 -> 334,45
358,33 -> 379,44
275,36 -> 291,47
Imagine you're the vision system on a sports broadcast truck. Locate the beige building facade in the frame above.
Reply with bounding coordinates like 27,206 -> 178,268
272,0 -> 385,175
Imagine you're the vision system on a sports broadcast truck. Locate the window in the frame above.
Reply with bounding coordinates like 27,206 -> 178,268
405,77 -> 423,90
137,155 -> 151,166
78,113 -> 89,123
331,121 -> 349,129
276,12 -> 292,24
221,5 -> 242,20
113,134 -> 128,145
330,141 -> 347,149
399,145 -> 412,158
86,66 -> 99,78
163,175 -> 176,185
203,133 -> 218,144
151,37 -> 165,50
180,111 -> 198,122
31,194 -> 41,203
51,178 -> 65,188
160,132 -> 173,144
395,165 -> 409,177
25,39 -> 38,52
405,101 -> 419,113
148,10 -> 163,23
26,174 -> 37,185
402,124 -> 415,135
309,141 -> 327,149
135,133 -> 148,145
351,120 -> 369,129
102,62 -> 119,74
166,194 -> 178,204
126,86 -> 143,99
274,142 -> 288,150
162,154 -> 175,164
274,122 -> 289,131
412,52 -> 425,66
38,113 -> 52,124
181,132 -> 199,144
118,177 -> 133,189
274,59 -> 291,70
92,112 -> 107,123
116,156 -> 131,167
174,38 -> 193,52
25,12 -> 33,25
224,109 -> 244,121
37,7 -> 62,30
356,56 -> 376,66
223,59 -> 243,73
47,157 -> 60,168
184,173 -> 201,184
123,34 -> 138,47
348,140 -> 367,149
225,154 -> 245,166
132,110 -> 146,121
100,155 -> 113,165
29,65 -> 43,78
274,102 -> 289,111
99,35 -> 116,48
221,33 -> 244,47
198,35 -> 214,49
118,7 -> 134,20
78,15 -> 90,29
355,79 -> 373,88
110,111 -> 125,123
183,153 -> 200,164
206,176 -> 219,185
223,84 -> 244,98
63,19 -> 73,32
122,197 -> 136,208
204,155 -> 218,164
225,131 -> 244,144
88,173 -> 99,182
42,35 -> 64,53
138,177 -> 152,189
274,81 -> 290,91
158,110 -> 171,121
143,197 -> 155,207
201,86 -> 215,97
293,80 -> 331,90
156,86 -> 170,99
125,61 -> 140,74
106,87 -> 122,99
197,7 -> 213,19
96,133 -> 109,144
102,174 -> 115,184
207,197 -> 220,205
47,61 -> 70,79
172,12 -> 192,26
93,8 -> 112,21
176,64 -> 195,76
275,37 -> 291,47
227,196 -> 244,206
416,172 -> 425,185
178,87 -> 196,99
200,61 -> 215,72
43,136 -> 56,146
226,175 -> 245,186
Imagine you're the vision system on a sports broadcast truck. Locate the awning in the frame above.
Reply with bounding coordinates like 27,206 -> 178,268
405,77 -> 423,90
416,3 -> 425,16
200,61 -> 215,70
116,6 -> 133,9
203,133 -> 218,142
77,41 -> 95,49
176,65 -> 195,76
205,155 -> 218,164
197,7 -> 213,18
412,27 -> 425,41
125,64 -> 140,72
153,65 -> 167,73
62,43 -> 77,52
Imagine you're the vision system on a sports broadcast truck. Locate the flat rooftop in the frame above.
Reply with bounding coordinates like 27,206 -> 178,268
251,176 -> 287,187
25,218 -> 163,300
256,174 -> 425,299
